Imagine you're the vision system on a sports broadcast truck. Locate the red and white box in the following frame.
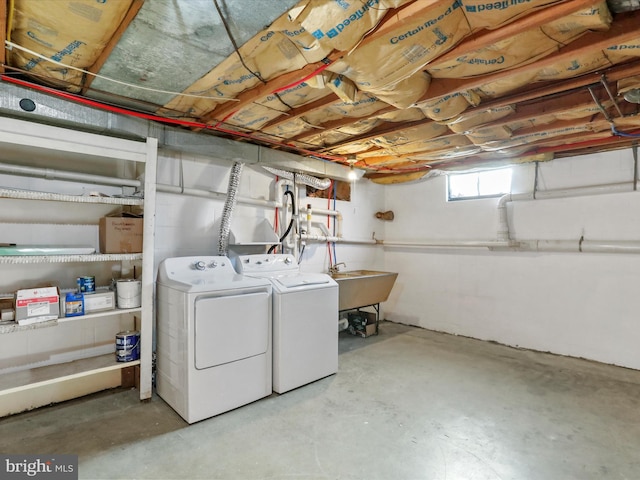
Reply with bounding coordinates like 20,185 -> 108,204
15,287 -> 60,324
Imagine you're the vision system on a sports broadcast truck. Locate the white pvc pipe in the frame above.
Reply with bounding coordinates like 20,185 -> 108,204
506,239 -> 579,253
497,181 -> 638,244
300,206 -> 340,217
300,233 -> 377,245
581,240 -> 640,254
314,222 -> 336,238
306,205 -> 312,235
157,184 -> 277,208
383,240 -> 510,249
493,239 -> 640,254
0,161 -> 141,187
533,182 -> 633,200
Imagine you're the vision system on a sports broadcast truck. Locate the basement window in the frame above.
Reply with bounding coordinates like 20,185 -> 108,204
447,167 -> 512,201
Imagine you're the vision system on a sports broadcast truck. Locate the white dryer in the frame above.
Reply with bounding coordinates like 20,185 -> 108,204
156,256 -> 272,423
236,254 -> 338,394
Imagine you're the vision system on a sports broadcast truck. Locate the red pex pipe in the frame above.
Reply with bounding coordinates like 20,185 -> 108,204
533,128 -> 640,155
0,75 -> 442,174
0,75 -> 350,162
272,62 -> 332,94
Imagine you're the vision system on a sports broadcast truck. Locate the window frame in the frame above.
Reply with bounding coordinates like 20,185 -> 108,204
446,167 -> 512,202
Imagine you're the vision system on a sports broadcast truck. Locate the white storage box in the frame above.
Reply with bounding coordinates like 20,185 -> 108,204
15,287 -> 59,323
84,290 -> 116,313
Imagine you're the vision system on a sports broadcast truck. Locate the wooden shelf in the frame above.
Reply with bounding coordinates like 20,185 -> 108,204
0,118 -> 157,410
59,307 -> 141,322
0,354 -> 140,417
0,188 -> 144,205
0,308 -> 142,334
0,354 -> 139,392
0,253 -> 143,264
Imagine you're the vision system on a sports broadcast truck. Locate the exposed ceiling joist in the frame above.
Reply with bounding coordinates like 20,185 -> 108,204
2,0 -> 640,180
81,0 -> 145,95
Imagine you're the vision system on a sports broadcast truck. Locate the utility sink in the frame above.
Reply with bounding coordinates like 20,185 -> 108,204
330,270 -> 398,311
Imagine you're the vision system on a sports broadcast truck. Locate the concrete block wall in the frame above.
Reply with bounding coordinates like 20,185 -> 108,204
383,148 -> 640,370
153,151 -> 387,276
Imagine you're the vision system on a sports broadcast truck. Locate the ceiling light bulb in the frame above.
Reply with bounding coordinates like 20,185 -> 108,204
348,164 -> 358,181
623,88 -> 640,104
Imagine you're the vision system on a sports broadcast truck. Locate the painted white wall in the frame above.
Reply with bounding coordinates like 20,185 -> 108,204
153,150 -> 387,275
383,148 -> 640,370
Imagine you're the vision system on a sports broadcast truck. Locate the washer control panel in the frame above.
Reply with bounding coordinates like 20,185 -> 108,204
236,254 -> 298,274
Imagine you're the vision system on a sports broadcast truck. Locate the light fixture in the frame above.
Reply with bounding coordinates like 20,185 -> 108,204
348,164 -> 358,181
623,88 -> 640,104
347,155 -> 358,181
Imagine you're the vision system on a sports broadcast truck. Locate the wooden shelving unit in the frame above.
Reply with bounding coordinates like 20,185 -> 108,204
0,117 -> 156,417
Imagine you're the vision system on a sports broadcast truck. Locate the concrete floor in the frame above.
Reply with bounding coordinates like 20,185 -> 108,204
1,322 -> 640,480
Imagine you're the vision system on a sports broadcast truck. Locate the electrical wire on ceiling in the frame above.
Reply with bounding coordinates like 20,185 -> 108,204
611,124 -> 640,138
0,74 -> 342,160
212,0 -> 293,110
0,62 -> 345,156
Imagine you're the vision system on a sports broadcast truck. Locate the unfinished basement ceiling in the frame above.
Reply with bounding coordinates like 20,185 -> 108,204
2,0 -> 640,183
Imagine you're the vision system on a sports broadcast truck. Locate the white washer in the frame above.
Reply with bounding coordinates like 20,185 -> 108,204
156,256 -> 272,423
236,254 -> 338,394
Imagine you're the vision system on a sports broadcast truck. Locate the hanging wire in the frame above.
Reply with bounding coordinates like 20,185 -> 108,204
212,0 -> 265,85
5,41 -> 240,101
212,0 -> 293,110
611,125 -> 640,138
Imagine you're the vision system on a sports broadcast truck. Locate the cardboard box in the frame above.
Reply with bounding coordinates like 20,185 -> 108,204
99,213 -> 143,253
347,311 -> 377,338
15,287 -> 59,324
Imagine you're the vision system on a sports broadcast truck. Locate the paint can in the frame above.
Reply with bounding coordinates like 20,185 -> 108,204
115,330 -> 140,362
64,291 -> 84,317
77,276 -> 95,294
116,279 -> 141,309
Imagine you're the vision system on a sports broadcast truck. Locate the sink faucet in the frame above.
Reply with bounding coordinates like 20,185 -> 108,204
329,262 -> 346,275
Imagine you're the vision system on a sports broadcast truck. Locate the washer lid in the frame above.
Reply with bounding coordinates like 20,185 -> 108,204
273,273 -> 335,289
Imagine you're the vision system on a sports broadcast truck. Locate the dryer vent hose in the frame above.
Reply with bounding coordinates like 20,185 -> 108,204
218,161 -> 244,256
262,166 -> 331,191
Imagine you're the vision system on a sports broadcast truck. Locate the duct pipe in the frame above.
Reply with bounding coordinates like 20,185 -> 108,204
218,162 -> 244,256
0,161 -> 141,188
262,166 -> 332,190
